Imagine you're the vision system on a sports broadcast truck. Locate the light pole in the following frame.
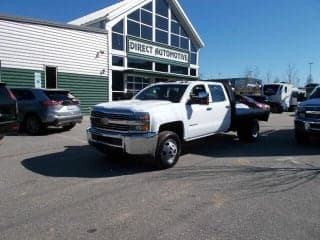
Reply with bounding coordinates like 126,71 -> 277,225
307,62 -> 314,84
309,62 -> 313,76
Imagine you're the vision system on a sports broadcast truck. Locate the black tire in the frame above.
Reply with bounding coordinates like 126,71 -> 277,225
62,123 -> 76,131
295,130 -> 308,144
237,119 -> 260,142
155,131 -> 181,169
25,115 -> 45,135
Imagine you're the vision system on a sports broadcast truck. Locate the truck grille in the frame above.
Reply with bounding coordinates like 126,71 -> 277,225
91,111 -> 132,132
306,113 -> 320,119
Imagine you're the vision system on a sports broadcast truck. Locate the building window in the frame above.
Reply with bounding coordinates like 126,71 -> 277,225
112,20 -> 124,51
141,10 -> 153,26
127,20 -> 140,37
155,63 -> 169,72
156,29 -> 168,44
127,6 -> 153,41
141,25 -> 152,41
190,43 -> 198,65
170,13 -> 189,50
45,66 -> 57,89
171,65 -> 188,75
156,0 -> 168,17
156,15 -> 168,31
128,57 -> 153,70
112,56 -> 124,67
190,68 -> 197,76
112,71 -> 124,91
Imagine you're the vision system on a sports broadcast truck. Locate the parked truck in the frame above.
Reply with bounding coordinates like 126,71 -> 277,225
263,83 -> 297,112
295,86 -> 320,143
87,81 -> 269,169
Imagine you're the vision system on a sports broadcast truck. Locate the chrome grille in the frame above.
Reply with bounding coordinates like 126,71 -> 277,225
91,111 -> 132,120
91,111 -> 132,132
306,113 -> 320,119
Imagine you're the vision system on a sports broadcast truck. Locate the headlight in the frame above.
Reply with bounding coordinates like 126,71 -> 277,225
131,113 -> 150,132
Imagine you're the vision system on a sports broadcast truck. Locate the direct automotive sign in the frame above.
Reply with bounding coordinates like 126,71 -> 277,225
127,38 -> 189,64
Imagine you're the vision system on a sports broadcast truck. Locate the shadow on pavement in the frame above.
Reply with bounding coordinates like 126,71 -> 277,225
21,128 -> 319,179
183,129 -> 320,158
21,145 -> 156,178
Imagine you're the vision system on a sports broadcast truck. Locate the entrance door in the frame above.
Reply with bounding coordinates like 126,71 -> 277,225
45,66 -> 57,89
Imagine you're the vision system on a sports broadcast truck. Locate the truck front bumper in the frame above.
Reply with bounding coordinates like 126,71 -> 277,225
87,127 -> 158,156
295,119 -> 320,136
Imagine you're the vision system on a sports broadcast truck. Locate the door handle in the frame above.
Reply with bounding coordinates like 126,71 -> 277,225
207,107 -> 212,111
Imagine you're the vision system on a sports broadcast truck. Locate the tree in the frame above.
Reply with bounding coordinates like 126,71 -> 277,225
244,66 -> 260,78
286,64 -> 298,84
265,71 -> 272,83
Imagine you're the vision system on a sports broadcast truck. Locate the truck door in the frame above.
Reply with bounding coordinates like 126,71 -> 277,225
208,84 -> 231,132
185,84 -> 216,139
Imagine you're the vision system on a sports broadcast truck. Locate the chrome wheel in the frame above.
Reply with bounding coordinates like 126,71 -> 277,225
160,139 -> 178,165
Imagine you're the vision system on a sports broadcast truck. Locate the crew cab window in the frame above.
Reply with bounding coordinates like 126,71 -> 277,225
208,85 -> 226,102
190,85 -> 206,97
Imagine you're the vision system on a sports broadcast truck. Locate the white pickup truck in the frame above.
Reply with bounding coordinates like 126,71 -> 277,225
87,81 -> 269,169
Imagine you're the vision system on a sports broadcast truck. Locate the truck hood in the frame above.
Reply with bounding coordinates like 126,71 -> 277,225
299,98 -> 320,107
94,100 -> 173,113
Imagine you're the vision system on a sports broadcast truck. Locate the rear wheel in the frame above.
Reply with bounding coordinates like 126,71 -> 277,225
25,115 -> 45,135
237,119 -> 260,142
155,131 -> 181,169
62,123 -> 76,131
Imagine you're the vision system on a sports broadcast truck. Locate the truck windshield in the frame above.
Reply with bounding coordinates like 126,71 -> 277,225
135,84 -> 188,103
309,87 -> 320,99
263,84 -> 280,96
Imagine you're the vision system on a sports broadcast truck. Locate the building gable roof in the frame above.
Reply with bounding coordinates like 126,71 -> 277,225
69,0 -> 204,48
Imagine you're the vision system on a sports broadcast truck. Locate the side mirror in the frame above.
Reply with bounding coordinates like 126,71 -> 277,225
187,91 -> 209,105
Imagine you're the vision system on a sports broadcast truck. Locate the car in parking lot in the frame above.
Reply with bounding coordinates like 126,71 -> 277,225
0,83 -> 19,141
11,88 -> 83,135
295,86 -> 320,143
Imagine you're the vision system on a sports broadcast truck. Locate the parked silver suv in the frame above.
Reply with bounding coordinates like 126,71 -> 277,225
11,88 -> 82,135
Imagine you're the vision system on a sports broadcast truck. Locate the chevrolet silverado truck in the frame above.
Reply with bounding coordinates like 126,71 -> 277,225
87,81 -> 269,169
295,86 -> 320,143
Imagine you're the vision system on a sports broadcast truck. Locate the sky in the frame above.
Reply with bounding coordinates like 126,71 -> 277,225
1,0 -> 320,86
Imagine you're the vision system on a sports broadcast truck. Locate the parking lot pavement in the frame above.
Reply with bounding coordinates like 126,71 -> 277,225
0,113 -> 320,240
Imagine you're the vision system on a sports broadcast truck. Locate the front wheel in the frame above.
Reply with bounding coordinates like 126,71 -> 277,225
155,131 -> 181,169
237,119 -> 260,142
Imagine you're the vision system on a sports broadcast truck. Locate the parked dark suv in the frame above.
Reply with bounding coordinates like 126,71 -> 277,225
0,83 -> 19,141
11,88 -> 83,135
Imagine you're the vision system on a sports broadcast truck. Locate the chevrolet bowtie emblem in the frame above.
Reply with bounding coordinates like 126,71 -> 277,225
101,118 -> 109,125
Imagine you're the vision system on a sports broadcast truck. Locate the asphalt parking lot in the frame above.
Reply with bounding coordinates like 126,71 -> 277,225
0,113 -> 320,240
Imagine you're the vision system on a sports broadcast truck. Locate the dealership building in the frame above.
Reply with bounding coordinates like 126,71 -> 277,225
0,0 -> 204,113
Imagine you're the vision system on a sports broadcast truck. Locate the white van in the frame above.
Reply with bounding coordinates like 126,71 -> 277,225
263,83 -> 296,112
